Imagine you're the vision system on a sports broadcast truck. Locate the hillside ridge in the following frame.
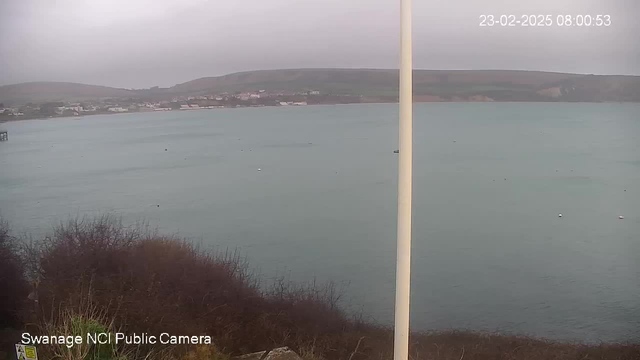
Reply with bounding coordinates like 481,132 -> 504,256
2,69 -> 639,104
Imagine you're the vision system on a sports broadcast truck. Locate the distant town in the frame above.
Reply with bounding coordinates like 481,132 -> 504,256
2,69 -> 639,122
0,89 -> 361,122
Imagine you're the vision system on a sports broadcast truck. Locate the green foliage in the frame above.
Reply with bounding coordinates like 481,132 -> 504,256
70,316 -> 114,360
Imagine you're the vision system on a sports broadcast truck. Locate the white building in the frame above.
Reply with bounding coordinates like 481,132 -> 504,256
108,107 -> 128,112
64,106 -> 84,112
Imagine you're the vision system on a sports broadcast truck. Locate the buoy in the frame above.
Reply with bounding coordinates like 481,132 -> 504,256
157,204 -> 160,208
258,168 -> 261,171
393,150 -> 400,154
619,216 -> 624,220
558,214 -> 563,218
165,149 -> 168,151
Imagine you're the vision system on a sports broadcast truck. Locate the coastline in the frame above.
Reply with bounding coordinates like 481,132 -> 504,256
2,99 -> 638,125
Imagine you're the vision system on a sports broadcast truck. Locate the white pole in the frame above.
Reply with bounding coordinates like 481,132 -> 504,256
394,0 -> 412,358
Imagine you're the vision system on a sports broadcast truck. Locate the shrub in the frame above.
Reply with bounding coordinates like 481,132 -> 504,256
38,300 -> 119,360
0,216 -> 29,327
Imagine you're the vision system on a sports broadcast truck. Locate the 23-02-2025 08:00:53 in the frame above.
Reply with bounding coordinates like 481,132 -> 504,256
479,14 -> 611,27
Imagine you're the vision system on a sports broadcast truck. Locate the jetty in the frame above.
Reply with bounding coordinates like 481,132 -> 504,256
0,130 -> 7,141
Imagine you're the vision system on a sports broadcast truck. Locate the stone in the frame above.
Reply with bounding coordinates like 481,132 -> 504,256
233,351 -> 267,360
263,347 -> 302,360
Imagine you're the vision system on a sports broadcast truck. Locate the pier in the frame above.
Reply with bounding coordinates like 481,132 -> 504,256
0,130 -> 7,141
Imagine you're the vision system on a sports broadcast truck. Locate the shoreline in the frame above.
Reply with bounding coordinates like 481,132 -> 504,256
2,100 -> 638,125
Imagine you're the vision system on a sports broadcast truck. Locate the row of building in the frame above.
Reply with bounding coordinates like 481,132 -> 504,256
0,89 -> 323,118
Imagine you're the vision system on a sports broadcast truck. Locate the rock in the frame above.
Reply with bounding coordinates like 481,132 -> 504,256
393,150 -> 400,154
233,347 -> 302,360
263,347 -> 302,360
233,351 -> 267,360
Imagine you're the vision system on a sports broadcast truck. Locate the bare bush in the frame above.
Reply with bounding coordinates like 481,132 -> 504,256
0,216 -> 29,326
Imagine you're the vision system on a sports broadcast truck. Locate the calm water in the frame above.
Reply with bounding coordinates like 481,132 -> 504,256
1,103 -> 639,342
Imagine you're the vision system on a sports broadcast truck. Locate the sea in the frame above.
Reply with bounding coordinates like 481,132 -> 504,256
1,103 -> 639,343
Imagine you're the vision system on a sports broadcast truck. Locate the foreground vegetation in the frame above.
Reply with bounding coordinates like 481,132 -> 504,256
1,216 -> 638,360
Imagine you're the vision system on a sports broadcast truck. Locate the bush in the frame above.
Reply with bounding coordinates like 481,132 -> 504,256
25,216 -> 381,359
38,301 -> 120,360
0,216 -> 29,327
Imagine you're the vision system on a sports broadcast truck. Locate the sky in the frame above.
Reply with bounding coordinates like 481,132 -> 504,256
1,0 -> 639,89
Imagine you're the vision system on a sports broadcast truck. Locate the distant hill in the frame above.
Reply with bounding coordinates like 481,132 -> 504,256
0,82 -> 136,105
170,69 -> 579,96
170,69 -> 640,102
2,69 -> 639,105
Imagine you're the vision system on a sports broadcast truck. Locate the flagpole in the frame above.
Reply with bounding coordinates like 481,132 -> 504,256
394,0 -> 413,358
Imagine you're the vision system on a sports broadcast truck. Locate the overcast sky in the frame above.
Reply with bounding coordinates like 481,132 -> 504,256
1,0 -> 639,88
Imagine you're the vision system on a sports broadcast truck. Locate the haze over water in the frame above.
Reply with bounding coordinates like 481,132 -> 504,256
1,103 -> 639,343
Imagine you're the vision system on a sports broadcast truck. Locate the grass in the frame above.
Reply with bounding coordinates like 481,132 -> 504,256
1,215 -> 638,360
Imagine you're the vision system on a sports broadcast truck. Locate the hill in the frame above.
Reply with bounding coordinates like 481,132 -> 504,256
170,69 -> 577,96
170,69 -> 640,102
0,82 -> 136,105
1,69 -> 640,105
